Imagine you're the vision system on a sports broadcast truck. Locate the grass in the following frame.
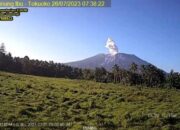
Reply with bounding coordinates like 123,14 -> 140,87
0,71 -> 180,130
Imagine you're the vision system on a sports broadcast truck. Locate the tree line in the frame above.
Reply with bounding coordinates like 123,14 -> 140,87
0,43 -> 180,89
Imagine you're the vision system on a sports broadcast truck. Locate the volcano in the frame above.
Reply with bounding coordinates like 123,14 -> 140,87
66,53 -> 149,71
66,38 -> 150,71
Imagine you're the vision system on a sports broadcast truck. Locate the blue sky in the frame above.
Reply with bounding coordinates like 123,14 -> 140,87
0,0 -> 180,72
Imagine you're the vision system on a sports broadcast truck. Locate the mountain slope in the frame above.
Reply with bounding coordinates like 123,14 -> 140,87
66,53 -> 149,71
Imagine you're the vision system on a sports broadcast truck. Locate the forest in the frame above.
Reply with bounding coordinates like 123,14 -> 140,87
0,43 -> 180,89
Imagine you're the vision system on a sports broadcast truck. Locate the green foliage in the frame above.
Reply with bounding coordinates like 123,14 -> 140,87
167,70 -> 180,89
130,62 -> 138,73
141,64 -> 166,87
0,71 -> 180,129
0,43 -> 180,89
95,67 -> 108,83
0,44 -> 83,79
82,69 -> 94,80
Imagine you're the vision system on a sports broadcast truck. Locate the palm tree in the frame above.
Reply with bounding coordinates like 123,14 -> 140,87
112,64 -> 120,83
130,62 -> 138,73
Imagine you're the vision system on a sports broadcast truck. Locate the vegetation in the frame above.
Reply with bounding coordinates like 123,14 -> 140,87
0,43 -> 83,79
0,43 -> 180,129
0,71 -> 180,129
0,43 -> 180,89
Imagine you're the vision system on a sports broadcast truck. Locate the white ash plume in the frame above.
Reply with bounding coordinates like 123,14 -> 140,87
105,38 -> 119,55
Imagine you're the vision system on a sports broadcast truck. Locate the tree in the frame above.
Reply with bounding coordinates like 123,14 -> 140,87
112,64 -> 120,83
21,56 -> 32,74
130,62 -> 138,73
167,70 -> 180,89
0,43 -> 13,71
128,63 -> 142,85
141,65 -> 165,87
13,57 -> 23,73
0,43 -> 5,54
168,70 -> 175,88
82,69 -> 94,80
95,67 -> 107,82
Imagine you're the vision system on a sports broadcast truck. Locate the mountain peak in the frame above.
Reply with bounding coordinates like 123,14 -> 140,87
66,38 -> 150,71
66,53 -> 149,71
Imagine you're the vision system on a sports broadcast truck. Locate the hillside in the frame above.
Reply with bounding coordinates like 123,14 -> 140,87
0,71 -> 180,129
66,53 -> 149,71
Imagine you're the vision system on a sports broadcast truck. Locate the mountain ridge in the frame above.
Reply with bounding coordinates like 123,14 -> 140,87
66,53 -> 150,71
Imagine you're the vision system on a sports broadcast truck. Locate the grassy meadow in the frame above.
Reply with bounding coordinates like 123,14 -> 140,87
0,71 -> 180,130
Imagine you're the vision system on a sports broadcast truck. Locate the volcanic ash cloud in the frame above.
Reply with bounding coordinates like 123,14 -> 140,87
105,38 -> 119,55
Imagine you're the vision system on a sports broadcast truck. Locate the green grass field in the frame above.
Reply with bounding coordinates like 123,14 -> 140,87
0,71 -> 180,130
